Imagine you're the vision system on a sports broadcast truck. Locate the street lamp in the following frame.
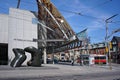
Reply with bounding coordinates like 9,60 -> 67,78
56,18 -> 64,23
105,14 -> 118,40
106,28 -> 120,70
105,14 -> 118,70
107,28 -> 120,39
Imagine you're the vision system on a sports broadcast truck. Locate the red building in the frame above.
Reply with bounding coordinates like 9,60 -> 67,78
89,43 -> 106,55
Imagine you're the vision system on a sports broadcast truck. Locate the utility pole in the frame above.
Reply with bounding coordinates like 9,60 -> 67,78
105,14 -> 118,70
17,0 -> 21,8
105,14 -> 118,40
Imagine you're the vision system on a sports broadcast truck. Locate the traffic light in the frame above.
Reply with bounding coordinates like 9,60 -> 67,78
109,42 -> 112,49
105,47 -> 108,53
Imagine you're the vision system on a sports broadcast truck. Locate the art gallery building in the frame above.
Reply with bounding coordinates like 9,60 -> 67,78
0,8 -> 38,65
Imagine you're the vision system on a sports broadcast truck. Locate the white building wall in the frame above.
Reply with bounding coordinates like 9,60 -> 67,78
8,8 -> 38,65
0,14 -> 8,43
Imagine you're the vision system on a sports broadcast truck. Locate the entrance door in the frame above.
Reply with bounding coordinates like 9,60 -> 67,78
0,43 -> 8,65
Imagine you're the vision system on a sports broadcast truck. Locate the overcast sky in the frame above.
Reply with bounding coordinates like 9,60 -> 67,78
0,0 -> 120,43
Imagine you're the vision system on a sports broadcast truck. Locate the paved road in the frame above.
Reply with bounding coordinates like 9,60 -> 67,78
0,64 -> 120,80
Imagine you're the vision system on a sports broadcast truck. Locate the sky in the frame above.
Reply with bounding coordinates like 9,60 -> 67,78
0,0 -> 120,43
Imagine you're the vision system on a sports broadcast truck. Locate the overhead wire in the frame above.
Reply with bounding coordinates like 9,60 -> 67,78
0,0 -> 37,13
1,0 -> 118,26
1,0 -> 108,21
0,6 -> 56,32
0,7 -> 55,42
0,6 -> 37,17
59,0 -> 118,36
0,3 -> 68,42
60,9 -> 105,24
108,21 -> 120,26
60,10 -> 107,23
1,0 -> 119,42
105,19 -> 119,25
0,0 -> 64,32
60,9 -> 104,20
60,0 -> 113,21
1,0 -> 113,21
79,0 -> 112,14
0,1 -> 39,19
2,0 -> 106,20
3,0 -> 36,5
87,0 -> 112,11
16,0 -> 38,12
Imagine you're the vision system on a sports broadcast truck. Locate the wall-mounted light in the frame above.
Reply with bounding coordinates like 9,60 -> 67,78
56,18 -> 64,23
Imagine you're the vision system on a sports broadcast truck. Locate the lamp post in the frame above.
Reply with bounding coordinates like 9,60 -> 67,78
105,14 -> 118,40
105,14 -> 118,70
17,0 -> 21,8
106,28 -> 120,69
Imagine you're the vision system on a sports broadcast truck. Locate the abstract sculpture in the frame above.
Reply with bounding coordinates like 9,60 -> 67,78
10,48 -> 26,67
10,46 -> 41,67
24,46 -> 41,67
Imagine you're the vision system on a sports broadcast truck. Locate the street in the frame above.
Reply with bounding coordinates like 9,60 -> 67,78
0,64 -> 120,80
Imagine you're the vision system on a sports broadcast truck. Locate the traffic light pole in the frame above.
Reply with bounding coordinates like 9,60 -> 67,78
105,14 -> 118,70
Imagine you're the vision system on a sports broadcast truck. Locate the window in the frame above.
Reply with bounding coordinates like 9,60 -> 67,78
61,54 -> 65,56
113,47 -> 117,52
112,41 -> 117,45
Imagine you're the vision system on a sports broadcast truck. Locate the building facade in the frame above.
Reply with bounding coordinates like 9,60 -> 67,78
111,36 -> 120,64
90,43 -> 106,55
0,8 -> 38,65
0,14 -> 8,65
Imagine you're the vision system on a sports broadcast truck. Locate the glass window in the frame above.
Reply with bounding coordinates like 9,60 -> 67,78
113,47 -> 116,52
61,54 -> 65,56
112,41 -> 117,45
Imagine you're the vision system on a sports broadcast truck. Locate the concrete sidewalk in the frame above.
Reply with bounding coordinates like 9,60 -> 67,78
0,64 -> 59,70
0,64 -> 119,80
